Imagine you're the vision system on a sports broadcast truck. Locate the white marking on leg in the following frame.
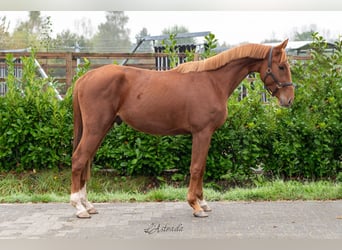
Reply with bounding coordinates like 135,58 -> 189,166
80,184 -> 97,214
199,199 -> 212,212
70,191 -> 89,217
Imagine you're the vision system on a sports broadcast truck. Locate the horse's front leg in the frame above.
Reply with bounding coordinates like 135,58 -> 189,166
187,130 -> 213,218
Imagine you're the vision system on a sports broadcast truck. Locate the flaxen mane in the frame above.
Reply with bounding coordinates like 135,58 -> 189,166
173,43 -> 272,73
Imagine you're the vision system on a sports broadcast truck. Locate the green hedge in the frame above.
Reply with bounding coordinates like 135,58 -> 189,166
0,53 -> 73,172
0,34 -> 341,181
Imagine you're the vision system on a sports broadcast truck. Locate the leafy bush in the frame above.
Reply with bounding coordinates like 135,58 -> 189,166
0,52 -> 73,171
272,32 -> 342,179
94,124 -> 191,176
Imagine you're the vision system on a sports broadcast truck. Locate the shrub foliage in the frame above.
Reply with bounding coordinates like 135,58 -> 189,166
0,52 -> 73,171
0,34 -> 341,182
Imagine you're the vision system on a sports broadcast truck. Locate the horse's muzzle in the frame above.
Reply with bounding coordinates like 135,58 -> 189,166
279,96 -> 294,107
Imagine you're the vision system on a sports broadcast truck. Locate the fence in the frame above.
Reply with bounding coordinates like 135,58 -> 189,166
0,51 -> 310,97
0,57 -> 22,95
0,52 -> 172,94
154,44 -> 197,70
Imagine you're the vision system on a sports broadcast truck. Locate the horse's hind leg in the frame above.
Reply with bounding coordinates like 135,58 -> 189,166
80,179 -> 98,215
71,111 -> 116,218
71,135 -> 103,218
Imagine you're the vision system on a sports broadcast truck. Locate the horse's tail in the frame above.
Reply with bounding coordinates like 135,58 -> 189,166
72,84 -> 82,153
72,82 -> 91,181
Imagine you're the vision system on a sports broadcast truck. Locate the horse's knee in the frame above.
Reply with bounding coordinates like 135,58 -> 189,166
71,157 -> 86,175
190,165 -> 204,180
72,165 -> 82,175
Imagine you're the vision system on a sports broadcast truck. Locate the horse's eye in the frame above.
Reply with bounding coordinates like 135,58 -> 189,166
278,66 -> 285,70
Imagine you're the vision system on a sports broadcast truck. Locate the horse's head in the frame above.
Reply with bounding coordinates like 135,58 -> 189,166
260,39 -> 295,107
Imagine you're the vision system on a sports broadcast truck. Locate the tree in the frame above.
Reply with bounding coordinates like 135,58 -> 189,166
291,24 -> 318,41
39,16 -> 54,51
293,31 -> 315,41
10,29 -> 34,49
54,17 -> 94,52
15,11 -> 43,34
74,17 -> 94,39
135,27 -> 153,52
11,11 -> 53,50
261,38 -> 282,43
161,25 -> 196,45
54,30 -> 91,52
0,16 -> 10,49
11,11 -> 43,49
91,11 -> 131,52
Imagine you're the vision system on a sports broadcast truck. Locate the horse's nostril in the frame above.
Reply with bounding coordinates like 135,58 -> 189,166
280,97 -> 293,107
288,98 -> 293,106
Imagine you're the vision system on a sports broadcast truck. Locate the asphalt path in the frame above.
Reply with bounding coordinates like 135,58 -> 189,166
0,200 -> 342,239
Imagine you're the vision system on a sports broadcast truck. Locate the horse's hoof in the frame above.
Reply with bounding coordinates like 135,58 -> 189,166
193,210 -> 209,218
201,204 -> 212,212
87,207 -> 99,214
76,210 -> 91,219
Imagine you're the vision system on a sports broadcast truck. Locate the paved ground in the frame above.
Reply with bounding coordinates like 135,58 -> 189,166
0,201 -> 341,239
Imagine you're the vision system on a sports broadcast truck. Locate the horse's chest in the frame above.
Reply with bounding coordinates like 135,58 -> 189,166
209,106 -> 228,126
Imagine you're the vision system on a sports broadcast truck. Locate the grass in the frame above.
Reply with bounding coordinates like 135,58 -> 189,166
0,169 -> 341,203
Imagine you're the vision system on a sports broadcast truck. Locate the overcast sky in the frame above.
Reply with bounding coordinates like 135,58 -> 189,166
1,11 -> 341,45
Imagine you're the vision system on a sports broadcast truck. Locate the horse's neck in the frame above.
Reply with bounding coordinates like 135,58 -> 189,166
211,57 -> 262,99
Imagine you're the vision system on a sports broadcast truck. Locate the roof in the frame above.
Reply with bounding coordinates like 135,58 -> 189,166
0,48 -> 31,53
263,41 -> 336,55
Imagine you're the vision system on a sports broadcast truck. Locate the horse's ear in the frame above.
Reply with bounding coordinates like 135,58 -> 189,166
277,39 -> 289,49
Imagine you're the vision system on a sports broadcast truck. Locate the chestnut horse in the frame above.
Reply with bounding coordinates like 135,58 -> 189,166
70,39 -> 295,218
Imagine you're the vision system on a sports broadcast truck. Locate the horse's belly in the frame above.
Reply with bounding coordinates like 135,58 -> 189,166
118,109 -> 191,136
121,115 -> 190,136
